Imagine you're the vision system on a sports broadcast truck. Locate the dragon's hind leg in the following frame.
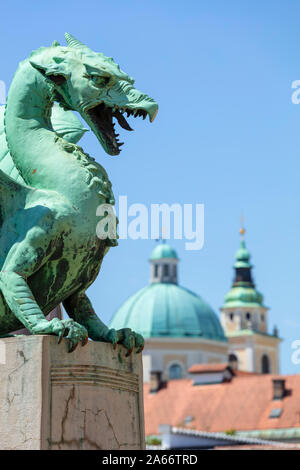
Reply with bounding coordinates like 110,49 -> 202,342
0,208 -> 88,352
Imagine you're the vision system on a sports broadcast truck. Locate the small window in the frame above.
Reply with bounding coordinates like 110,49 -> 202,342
154,264 -> 158,277
169,363 -> 183,380
269,408 -> 282,419
229,312 -> 234,321
261,354 -> 270,374
261,314 -> 265,322
163,264 -> 169,276
246,312 -> 251,321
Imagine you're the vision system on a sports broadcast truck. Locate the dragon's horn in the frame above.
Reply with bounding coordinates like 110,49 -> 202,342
65,33 -> 91,51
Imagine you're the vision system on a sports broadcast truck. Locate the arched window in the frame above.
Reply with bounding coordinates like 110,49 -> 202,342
229,312 -> 234,321
228,353 -> 238,370
246,312 -> 251,321
261,354 -> 270,374
169,363 -> 183,380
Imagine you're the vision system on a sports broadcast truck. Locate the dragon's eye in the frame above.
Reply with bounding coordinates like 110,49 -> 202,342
91,75 -> 110,87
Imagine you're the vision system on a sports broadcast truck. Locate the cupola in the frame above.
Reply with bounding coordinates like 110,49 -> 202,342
149,242 -> 179,284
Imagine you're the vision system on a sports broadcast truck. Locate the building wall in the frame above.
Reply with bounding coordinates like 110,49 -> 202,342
221,307 -> 268,336
228,334 -> 280,374
228,338 -> 256,372
254,346 -> 279,374
142,338 -> 228,382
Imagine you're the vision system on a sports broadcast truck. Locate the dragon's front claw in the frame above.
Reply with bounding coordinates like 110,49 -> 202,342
135,338 -> 144,354
123,330 -> 135,357
105,327 -> 144,356
45,318 -> 88,353
63,319 -> 88,353
67,338 -> 78,353
105,328 -> 119,350
57,327 -> 65,344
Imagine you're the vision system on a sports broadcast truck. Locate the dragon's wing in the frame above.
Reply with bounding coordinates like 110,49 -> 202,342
0,103 -> 88,185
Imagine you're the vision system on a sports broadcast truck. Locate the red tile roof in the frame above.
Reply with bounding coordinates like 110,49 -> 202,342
233,370 -> 259,377
188,363 -> 230,373
144,373 -> 300,435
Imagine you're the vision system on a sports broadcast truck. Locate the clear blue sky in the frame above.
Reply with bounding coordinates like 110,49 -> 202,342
1,0 -> 300,373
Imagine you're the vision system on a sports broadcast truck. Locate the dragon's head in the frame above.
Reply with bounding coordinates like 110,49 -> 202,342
30,33 -> 158,156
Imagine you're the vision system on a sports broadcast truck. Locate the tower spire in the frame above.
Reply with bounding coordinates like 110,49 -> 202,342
239,213 -> 246,240
233,223 -> 253,287
220,226 -> 279,375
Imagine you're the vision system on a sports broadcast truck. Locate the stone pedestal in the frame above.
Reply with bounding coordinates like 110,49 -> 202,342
0,335 -> 145,450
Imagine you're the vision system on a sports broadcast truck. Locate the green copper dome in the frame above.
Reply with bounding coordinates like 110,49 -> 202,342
109,283 -> 227,341
224,286 -> 264,308
111,243 -> 226,341
150,244 -> 178,260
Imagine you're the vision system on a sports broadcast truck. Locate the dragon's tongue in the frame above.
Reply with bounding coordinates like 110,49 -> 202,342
113,110 -> 134,131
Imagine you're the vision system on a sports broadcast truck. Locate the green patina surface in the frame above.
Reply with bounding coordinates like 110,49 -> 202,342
149,244 -> 178,261
238,427 -> 300,441
233,239 -> 252,269
0,33 -> 158,353
222,239 -> 266,309
223,287 -> 264,309
110,282 -> 227,341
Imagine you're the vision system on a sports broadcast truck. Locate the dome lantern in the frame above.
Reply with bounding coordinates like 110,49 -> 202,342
149,242 -> 179,284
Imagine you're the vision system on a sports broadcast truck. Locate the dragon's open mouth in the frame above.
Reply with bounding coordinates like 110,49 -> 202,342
86,103 -> 148,156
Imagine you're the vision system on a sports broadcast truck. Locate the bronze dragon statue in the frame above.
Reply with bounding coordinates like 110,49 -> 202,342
0,33 -> 158,353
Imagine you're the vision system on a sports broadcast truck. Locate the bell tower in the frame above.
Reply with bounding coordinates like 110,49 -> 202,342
220,226 -> 281,374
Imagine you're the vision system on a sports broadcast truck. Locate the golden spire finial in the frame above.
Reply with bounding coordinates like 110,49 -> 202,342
239,213 -> 246,239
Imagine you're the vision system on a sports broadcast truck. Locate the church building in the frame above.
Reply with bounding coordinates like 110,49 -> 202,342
109,229 -> 281,380
221,228 -> 280,374
110,243 -> 228,382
